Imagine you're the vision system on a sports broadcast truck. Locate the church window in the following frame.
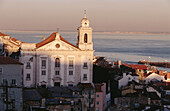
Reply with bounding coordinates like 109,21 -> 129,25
69,59 -> 74,69
84,33 -> 88,43
83,74 -> 87,81
55,43 -> 60,48
41,60 -> 46,69
41,70 -> 46,75
69,71 -> 73,75
55,71 -> 60,75
26,62 -> 31,69
55,58 -> 60,67
26,74 -> 31,81
83,62 -> 88,69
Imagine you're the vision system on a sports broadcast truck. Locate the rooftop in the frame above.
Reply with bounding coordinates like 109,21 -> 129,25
36,32 -> 78,49
0,56 -> 23,65
122,63 -> 147,70
0,32 -> 9,36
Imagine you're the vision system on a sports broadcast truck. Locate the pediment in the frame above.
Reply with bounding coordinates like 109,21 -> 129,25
36,39 -> 79,51
40,81 -> 47,84
52,77 -> 62,81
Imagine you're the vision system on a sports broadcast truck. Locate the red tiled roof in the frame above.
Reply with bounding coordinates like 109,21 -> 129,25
0,32 -> 8,36
9,41 -> 20,47
36,32 -> 78,49
123,63 -> 147,70
114,62 -> 118,65
10,37 -> 18,42
0,56 -> 23,65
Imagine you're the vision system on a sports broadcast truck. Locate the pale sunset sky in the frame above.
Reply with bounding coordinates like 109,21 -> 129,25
0,0 -> 170,32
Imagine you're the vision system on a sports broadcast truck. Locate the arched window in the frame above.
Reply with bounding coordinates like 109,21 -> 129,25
84,33 -> 88,43
55,58 -> 60,67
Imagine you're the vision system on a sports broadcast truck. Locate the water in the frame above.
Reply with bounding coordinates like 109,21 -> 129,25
3,31 -> 170,64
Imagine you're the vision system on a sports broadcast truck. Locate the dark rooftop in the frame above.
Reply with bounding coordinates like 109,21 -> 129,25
0,56 -> 23,65
23,89 -> 42,101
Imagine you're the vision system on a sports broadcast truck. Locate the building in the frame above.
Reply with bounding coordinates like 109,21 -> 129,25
23,83 -> 95,111
20,12 -> 94,87
95,83 -> 107,111
121,63 -> 147,81
0,32 -> 21,57
0,56 -> 23,111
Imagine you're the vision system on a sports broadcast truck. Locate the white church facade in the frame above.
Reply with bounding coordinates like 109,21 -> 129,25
20,13 -> 94,87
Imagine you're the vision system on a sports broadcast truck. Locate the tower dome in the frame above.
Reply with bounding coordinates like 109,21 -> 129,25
80,11 -> 90,27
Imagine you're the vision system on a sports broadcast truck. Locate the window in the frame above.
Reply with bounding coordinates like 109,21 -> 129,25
26,74 -> 31,81
83,74 -> 87,81
41,60 -> 46,69
26,62 -> 31,69
42,70 -> 46,75
83,62 -> 88,69
3,79 -> 7,85
55,58 -> 60,67
96,101 -> 99,105
96,108 -> 100,111
97,94 -> 99,98
69,71 -> 73,75
84,33 -> 88,43
11,79 -> 16,85
0,68 -> 2,74
55,71 -> 60,75
69,59 -> 73,69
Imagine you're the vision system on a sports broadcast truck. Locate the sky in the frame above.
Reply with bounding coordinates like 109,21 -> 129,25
0,0 -> 170,32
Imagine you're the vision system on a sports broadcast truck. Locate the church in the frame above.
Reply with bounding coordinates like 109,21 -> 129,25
20,13 -> 94,87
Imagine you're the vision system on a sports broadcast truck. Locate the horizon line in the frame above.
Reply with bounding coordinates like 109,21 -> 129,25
1,29 -> 170,35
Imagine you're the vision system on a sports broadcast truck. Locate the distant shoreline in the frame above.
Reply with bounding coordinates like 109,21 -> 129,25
1,29 -> 170,35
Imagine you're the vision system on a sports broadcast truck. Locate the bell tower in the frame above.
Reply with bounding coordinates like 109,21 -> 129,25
77,11 -> 93,50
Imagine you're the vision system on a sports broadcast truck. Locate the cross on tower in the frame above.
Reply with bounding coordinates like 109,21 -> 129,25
84,10 -> 86,18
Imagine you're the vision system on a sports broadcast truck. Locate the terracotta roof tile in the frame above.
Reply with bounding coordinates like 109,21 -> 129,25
0,56 -> 23,65
0,32 -> 8,36
122,63 -> 147,70
36,32 -> 78,49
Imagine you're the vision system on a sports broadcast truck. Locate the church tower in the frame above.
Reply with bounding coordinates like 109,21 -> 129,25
77,11 -> 93,50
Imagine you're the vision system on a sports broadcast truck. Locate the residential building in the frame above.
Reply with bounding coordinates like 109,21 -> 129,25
0,56 -> 23,111
23,83 -> 95,111
0,32 -> 21,57
144,72 -> 164,84
120,63 -> 147,81
20,12 -> 94,87
95,83 -> 107,111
